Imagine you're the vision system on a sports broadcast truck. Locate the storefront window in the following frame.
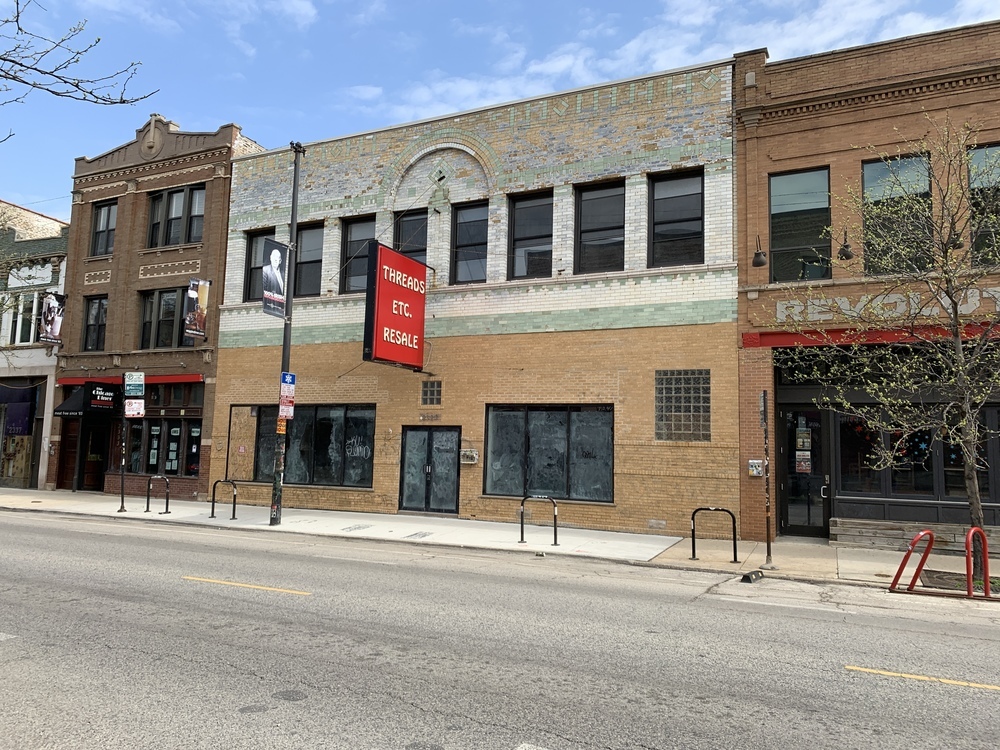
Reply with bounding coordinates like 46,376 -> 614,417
891,429 -> 934,496
942,438 -> 989,499
484,405 -> 614,502
254,404 -> 375,487
839,416 -> 882,493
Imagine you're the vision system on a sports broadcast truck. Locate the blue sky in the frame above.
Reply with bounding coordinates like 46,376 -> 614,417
2,0 -> 998,221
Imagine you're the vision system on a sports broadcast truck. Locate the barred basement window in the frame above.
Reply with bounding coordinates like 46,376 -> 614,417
421,380 -> 442,406
655,369 -> 711,441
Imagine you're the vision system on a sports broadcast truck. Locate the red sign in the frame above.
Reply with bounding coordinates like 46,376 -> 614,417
363,243 -> 427,370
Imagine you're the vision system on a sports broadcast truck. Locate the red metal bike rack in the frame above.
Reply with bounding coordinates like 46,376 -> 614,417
964,527 -> 992,599
890,527 -> 994,600
889,529 -> 935,593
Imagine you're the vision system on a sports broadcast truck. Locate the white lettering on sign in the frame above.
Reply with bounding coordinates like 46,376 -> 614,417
382,265 -> 426,294
383,327 -> 420,349
392,300 -> 412,318
776,287 -> 1000,322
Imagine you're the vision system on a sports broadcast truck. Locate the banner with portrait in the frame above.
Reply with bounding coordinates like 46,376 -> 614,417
261,238 -> 288,318
183,278 -> 210,339
37,292 -> 66,345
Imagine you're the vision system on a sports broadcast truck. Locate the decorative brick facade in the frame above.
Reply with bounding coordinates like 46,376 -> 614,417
213,63 -> 741,537
50,115 -> 263,497
734,21 -> 1000,539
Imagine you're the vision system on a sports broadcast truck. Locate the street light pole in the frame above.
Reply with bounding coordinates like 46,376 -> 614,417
269,141 -> 306,526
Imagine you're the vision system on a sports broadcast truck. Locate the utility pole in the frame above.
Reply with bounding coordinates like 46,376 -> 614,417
269,141 -> 306,526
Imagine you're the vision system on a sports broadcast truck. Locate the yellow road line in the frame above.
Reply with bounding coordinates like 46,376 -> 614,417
846,665 -> 1000,691
182,576 -> 311,596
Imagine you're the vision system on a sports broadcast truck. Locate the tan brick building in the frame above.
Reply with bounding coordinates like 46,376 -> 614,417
734,22 -> 1000,542
50,115 -> 262,498
213,62 -> 741,537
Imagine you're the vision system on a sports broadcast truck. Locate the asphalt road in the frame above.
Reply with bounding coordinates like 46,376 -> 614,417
1,511 -> 998,750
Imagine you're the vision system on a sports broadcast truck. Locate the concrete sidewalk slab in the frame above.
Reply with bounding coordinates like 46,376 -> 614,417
2,486 -> 993,590
0,487 -> 680,564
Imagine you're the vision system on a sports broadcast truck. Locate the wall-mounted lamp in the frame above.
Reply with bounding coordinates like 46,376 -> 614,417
837,229 -> 855,260
752,236 -> 768,267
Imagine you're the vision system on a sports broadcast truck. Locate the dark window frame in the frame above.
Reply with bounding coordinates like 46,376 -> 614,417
91,200 -> 117,257
575,180 -> 626,274
394,209 -> 428,265
148,184 -> 206,249
649,171 -> 704,269
341,216 -> 377,294
862,154 -> 932,275
970,144 -> 1000,266
244,228 -> 276,302
83,295 -> 108,352
451,201 -> 489,285
125,417 -> 202,478
509,191 -> 554,280
293,223 -> 324,297
253,403 -> 376,487
139,287 -> 194,350
483,403 -> 615,503
768,167 -> 832,282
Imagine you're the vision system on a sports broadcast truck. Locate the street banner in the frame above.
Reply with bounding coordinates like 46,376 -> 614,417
261,238 -> 288,318
37,292 -> 66,345
184,278 -> 210,339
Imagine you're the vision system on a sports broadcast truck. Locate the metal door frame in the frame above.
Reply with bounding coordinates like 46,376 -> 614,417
778,406 -> 832,537
398,425 -> 461,514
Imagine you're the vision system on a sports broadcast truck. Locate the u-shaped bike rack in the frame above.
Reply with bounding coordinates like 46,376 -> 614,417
690,507 -> 739,563
890,527 -> 993,599
519,495 -> 558,546
210,479 -> 238,520
145,475 -> 170,515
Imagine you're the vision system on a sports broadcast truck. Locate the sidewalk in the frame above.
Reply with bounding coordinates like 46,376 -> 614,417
0,486 -> 978,588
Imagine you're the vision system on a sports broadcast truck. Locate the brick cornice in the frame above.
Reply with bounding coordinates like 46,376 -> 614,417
72,148 -> 231,188
742,66 -> 1000,125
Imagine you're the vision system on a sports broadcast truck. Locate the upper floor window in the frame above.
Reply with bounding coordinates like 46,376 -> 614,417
509,193 -> 553,280
91,201 -> 117,257
452,202 -> 488,284
970,145 -> 1000,266
244,229 -> 276,302
341,216 -> 376,293
576,182 -> 625,274
862,156 -> 931,275
650,173 -> 703,268
769,169 -> 831,282
148,185 -> 205,248
293,224 -> 323,297
8,293 -> 38,345
83,296 -> 108,351
395,210 -> 427,265
139,288 -> 194,349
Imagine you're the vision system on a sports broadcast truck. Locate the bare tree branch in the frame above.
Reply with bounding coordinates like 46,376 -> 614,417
0,0 -> 156,133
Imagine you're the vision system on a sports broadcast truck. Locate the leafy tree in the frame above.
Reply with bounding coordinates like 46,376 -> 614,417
1,0 -> 155,143
772,116 -> 1000,579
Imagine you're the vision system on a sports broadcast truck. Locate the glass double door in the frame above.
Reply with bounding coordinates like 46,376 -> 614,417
399,427 -> 460,513
779,407 -> 831,536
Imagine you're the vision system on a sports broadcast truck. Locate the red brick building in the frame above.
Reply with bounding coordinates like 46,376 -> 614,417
49,115 -> 262,499
734,22 -> 1000,543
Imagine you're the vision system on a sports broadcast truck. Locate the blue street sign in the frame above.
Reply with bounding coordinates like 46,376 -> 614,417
282,372 -> 296,386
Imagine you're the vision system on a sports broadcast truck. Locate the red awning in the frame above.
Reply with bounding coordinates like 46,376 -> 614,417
57,373 -> 205,386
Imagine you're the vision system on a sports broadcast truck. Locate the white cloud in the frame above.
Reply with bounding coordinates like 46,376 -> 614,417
266,0 -> 319,28
346,85 -> 383,101
76,0 -> 184,33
